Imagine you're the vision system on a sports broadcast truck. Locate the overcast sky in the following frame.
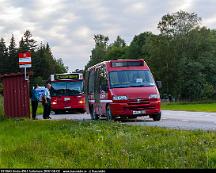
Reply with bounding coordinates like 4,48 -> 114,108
0,0 -> 216,72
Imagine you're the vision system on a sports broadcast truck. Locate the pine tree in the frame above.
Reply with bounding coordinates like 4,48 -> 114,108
19,37 -> 27,52
0,38 -> 8,74
8,34 -> 19,73
19,30 -> 37,52
23,30 -> 37,52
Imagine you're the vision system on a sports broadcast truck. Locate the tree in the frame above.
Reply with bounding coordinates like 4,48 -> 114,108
111,36 -> 126,48
8,34 -> 19,73
85,34 -> 109,69
54,58 -> 68,74
32,43 -> 67,80
23,30 -> 37,52
19,30 -> 37,53
19,37 -> 26,52
94,34 -> 109,48
0,38 -> 8,74
125,32 -> 153,59
0,30 -> 68,87
105,36 -> 127,60
158,10 -> 201,36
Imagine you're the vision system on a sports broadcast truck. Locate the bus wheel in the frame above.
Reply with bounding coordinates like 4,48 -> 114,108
54,110 -> 60,114
129,116 -> 137,119
106,105 -> 113,121
152,113 -> 161,121
90,107 -> 99,120
79,109 -> 86,114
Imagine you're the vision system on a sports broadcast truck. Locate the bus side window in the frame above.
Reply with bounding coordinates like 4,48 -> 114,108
94,68 -> 100,93
99,66 -> 108,92
94,68 -> 100,102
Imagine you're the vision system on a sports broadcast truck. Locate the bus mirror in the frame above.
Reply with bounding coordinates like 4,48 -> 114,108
156,81 -> 162,89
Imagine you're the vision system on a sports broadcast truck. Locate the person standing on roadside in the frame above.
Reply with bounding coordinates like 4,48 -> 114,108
42,83 -> 52,119
31,84 -> 39,120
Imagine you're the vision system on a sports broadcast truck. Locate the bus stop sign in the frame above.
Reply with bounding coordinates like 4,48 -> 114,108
18,51 -> 32,68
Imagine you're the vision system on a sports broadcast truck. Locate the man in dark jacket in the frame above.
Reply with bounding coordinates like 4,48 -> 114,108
43,83 -> 52,119
31,84 -> 39,120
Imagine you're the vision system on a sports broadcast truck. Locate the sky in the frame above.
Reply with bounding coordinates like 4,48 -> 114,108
0,0 -> 216,72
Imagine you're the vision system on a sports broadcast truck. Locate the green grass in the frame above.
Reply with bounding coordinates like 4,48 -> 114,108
162,102 -> 216,112
1,119 -> 216,168
35,103 -> 43,115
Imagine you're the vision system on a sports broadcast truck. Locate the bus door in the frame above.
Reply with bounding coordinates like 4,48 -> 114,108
98,65 -> 109,115
94,68 -> 100,115
86,69 -> 95,114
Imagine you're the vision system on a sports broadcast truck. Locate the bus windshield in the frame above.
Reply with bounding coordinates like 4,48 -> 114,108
109,70 -> 155,88
51,81 -> 83,96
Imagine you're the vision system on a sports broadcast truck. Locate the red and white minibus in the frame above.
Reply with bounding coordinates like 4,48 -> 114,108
49,73 -> 85,114
84,59 -> 161,121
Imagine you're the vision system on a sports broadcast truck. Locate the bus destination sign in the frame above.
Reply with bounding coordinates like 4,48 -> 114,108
55,74 -> 80,80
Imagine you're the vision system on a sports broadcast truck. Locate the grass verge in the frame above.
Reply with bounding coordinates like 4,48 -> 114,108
162,102 -> 216,112
35,103 -> 43,115
1,119 -> 216,168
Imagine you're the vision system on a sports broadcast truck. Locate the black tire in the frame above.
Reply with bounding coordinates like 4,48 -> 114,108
129,116 -> 137,119
106,105 -> 113,121
90,106 -> 99,120
54,110 -> 61,114
79,109 -> 86,114
152,113 -> 161,121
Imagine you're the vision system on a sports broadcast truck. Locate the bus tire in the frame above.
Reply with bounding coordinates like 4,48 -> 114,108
106,105 -> 113,121
79,109 -> 86,114
129,116 -> 137,119
54,110 -> 61,114
152,113 -> 161,121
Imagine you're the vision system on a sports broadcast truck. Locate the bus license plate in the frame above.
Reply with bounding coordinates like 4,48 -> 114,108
64,98 -> 71,101
64,106 -> 71,109
133,110 -> 145,115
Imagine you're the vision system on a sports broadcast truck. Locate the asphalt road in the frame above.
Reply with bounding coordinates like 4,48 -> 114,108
37,110 -> 216,131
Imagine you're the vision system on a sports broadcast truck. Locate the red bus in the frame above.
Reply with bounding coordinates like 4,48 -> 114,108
49,73 -> 85,114
84,59 -> 161,121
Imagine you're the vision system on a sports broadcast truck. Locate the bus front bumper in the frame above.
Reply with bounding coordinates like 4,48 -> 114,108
109,101 -> 160,117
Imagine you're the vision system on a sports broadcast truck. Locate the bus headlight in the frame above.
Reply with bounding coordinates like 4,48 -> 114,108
52,101 -> 57,105
113,96 -> 128,100
149,94 -> 160,99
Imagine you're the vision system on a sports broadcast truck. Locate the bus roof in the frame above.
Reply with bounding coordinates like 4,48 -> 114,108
87,59 -> 150,71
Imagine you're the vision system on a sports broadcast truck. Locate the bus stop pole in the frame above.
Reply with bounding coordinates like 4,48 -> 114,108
24,67 -> 28,80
